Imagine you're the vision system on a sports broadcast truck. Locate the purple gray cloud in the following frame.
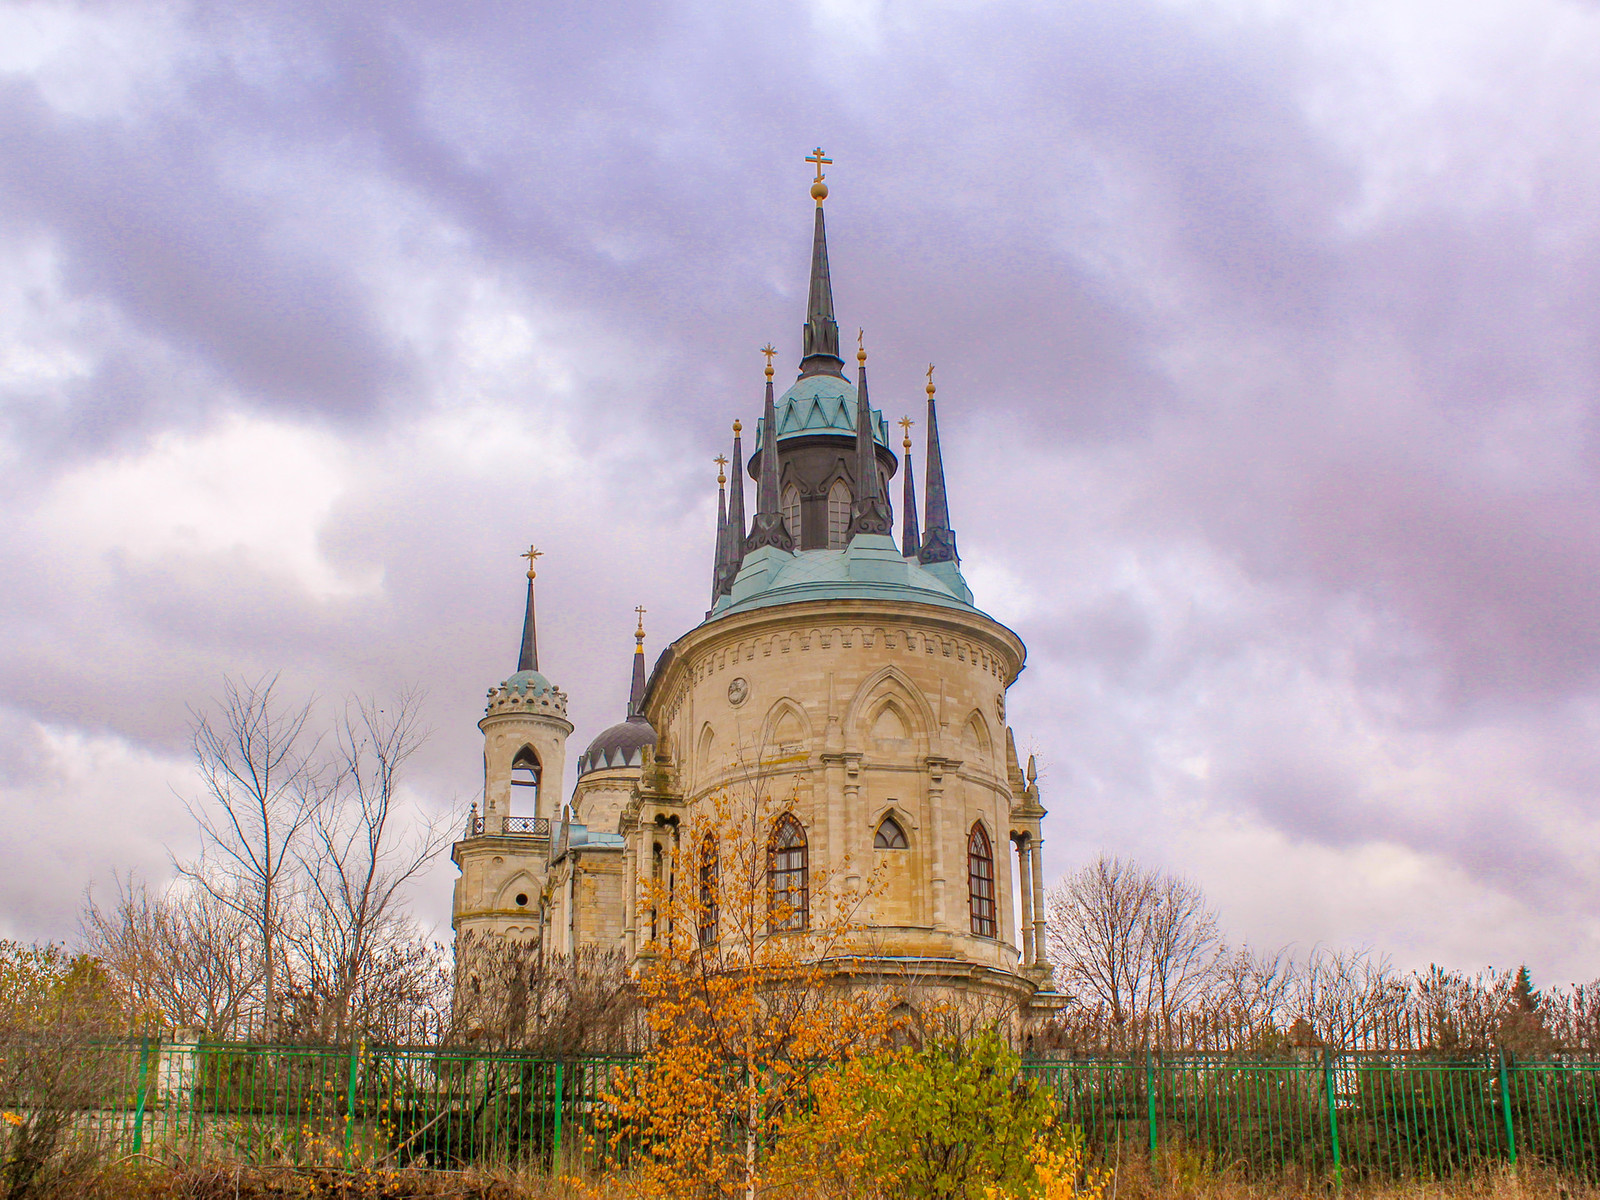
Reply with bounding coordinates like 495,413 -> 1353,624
3,0 -> 1599,984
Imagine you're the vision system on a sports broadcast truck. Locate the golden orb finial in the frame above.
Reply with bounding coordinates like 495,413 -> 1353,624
898,414 -> 914,450
714,453 -> 728,485
761,343 -> 776,379
520,544 -> 543,580
806,146 -> 832,204
733,418 -> 742,434
926,363 -> 936,398
634,605 -> 647,646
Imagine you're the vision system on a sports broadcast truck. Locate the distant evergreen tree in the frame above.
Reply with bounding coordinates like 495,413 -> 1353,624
1511,964 -> 1542,1014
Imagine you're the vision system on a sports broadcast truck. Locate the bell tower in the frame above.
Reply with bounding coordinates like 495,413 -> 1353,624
451,547 -> 572,950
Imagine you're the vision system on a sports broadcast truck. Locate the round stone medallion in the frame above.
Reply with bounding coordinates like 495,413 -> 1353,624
727,676 -> 750,707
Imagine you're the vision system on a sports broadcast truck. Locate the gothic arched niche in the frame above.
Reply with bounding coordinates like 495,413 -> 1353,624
961,711 -> 993,767
763,699 -> 810,755
847,665 -> 934,750
696,724 -> 718,776
495,871 -> 540,913
869,702 -> 910,745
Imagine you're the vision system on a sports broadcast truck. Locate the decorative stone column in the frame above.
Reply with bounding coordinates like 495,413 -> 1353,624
1030,835 -> 1047,967
622,831 -> 637,959
926,757 -> 952,931
1015,835 -> 1035,965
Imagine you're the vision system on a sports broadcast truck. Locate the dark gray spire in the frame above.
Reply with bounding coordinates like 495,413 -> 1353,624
711,456 -> 728,604
919,370 -> 959,565
516,546 -> 541,671
900,420 -> 920,557
798,199 -> 845,380
745,369 -> 795,552
847,344 -> 893,540
628,611 -> 648,717
717,421 -> 747,596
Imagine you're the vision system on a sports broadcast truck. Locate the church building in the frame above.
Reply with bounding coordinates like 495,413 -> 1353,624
451,153 -> 1061,1018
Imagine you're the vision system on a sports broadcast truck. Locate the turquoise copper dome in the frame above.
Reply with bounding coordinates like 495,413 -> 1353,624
501,669 -> 556,696
757,373 -> 891,449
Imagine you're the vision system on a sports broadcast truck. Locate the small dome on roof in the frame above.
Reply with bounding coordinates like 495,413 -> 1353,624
579,714 -> 656,776
502,669 -> 555,697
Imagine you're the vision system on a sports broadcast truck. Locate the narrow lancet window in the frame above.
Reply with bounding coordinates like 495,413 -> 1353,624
968,823 -> 996,938
698,836 -> 719,948
782,485 -> 802,543
510,748 -> 540,814
827,479 -> 852,548
768,815 -> 809,932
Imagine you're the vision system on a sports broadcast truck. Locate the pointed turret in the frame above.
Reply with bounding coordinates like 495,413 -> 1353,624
847,336 -> 893,541
899,417 -> 920,557
798,147 -> 845,380
628,606 -> 648,717
745,358 -> 795,552
711,455 -> 729,604
517,544 -> 542,671
919,366 -> 959,565
716,421 -> 747,596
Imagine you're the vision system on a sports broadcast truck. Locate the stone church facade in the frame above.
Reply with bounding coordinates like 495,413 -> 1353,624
451,156 -> 1062,1017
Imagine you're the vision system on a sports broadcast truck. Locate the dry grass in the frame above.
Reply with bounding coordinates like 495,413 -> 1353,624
49,1158 -> 1600,1200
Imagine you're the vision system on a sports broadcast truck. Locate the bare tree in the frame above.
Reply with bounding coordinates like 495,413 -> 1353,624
1044,854 -> 1222,1041
291,690 -> 450,1042
81,872 -> 263,1037
179,674 -> 323,1039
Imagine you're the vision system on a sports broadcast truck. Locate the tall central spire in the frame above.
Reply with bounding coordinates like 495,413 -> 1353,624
798,147 -> 845,380
628,607 -> 648,717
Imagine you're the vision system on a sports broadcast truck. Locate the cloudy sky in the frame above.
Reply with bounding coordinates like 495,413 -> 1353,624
3,0 -> 1598,986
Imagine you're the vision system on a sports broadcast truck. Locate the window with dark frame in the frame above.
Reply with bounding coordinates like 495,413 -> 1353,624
874,814 -> 908,849
698,835 -> 719,948
768,815 -> 809,932
968,823 -> 996,937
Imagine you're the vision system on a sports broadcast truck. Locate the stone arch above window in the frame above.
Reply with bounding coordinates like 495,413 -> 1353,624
874,814 -> 908,849
961,712 -> 993,766
846,665 -> 937,748
765,700 -> 810,753
827,479 -> 852,549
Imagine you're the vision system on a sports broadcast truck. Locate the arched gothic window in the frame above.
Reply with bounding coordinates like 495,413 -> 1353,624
768,815 -> 809,932
968,823 -> 996,938
781,485 -> 802,543
511,748 -> 540,814
827,480 -> 852,549
698,836 -> 719,948
874,814 -> 909,849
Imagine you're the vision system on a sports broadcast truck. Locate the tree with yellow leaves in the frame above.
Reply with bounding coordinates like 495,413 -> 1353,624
596,780 -> 891,1200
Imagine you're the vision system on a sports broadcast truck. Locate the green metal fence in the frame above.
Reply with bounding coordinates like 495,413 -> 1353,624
8,1039 -> 1598,1180
1023,1051 -> 1600,1182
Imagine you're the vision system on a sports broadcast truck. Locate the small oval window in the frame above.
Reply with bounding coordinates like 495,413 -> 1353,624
515,893 -> 528,907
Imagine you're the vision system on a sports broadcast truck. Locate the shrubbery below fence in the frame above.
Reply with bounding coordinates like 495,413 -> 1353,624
6,1038 -> 1598,1183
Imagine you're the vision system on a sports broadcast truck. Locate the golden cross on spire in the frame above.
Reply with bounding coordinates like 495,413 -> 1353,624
806,147 -> 832,203
520,544 -> 543,579
714,453 -> 729,485
634,605 -> 648,644
898,415 -> 914,449
926,363 -> 936,396
857,328 -> 866,365
760,343 -> 776,379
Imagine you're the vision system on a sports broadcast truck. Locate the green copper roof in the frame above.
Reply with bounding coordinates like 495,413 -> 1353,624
709,534 -> 976,619
757,374 -> 891,449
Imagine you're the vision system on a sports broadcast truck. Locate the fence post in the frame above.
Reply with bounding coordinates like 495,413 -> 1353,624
1497,1048 -> 1517,1167
130,1031 -> 152,1154
552,1061 -> 566,1168
1146,1049 -> 1158,1158
1323,1050 -> 1342,1189
344,1041 -> 362,1168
